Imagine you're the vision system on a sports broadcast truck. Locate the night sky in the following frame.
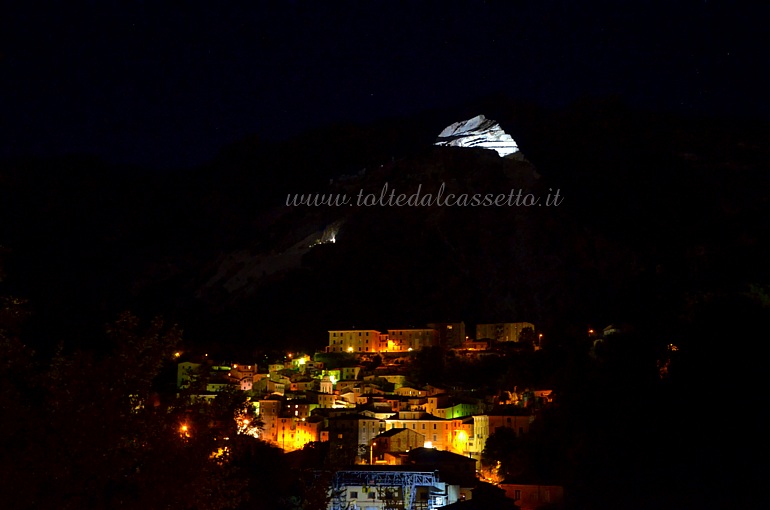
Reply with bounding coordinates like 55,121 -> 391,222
2,1 -> 768,170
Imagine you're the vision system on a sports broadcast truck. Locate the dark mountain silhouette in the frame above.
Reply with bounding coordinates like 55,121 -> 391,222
1,99 -> 768,361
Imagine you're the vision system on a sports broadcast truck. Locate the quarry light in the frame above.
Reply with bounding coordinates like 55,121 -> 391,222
435,114 -> 519,157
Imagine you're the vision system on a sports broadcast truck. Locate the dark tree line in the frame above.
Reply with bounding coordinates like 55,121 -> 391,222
0,298 -> 332,510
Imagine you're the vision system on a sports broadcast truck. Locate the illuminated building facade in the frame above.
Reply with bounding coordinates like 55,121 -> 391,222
372,428 -> 426,461
327,330 -> 384,353
383,412 -> 465,453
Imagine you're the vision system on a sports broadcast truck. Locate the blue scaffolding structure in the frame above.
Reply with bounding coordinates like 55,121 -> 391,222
330,470 -> 442,510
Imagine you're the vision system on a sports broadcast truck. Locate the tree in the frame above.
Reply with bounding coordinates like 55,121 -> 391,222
481,427 -> 522,479
0,309 -> 256,509
519,326 -> 537,349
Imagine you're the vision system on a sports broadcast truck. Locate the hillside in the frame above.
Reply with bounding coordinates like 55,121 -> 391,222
1,100 -> 768,358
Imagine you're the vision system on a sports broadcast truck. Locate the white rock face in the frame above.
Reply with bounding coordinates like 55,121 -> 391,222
435,114 -> 519,157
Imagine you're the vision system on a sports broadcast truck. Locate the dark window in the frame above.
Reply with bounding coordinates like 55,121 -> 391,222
350,491 -> 358,499
368,492 -> 376,499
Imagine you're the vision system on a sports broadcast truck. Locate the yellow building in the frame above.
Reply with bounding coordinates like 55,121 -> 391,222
383,412 -> 465,453
327,330 -> 384,353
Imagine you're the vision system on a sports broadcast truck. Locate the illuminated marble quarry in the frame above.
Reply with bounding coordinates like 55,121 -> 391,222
435,114 -> 519,157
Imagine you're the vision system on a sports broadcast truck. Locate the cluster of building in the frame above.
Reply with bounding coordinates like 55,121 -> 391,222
326,322 -> 536,353
177,321 -> 563,509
